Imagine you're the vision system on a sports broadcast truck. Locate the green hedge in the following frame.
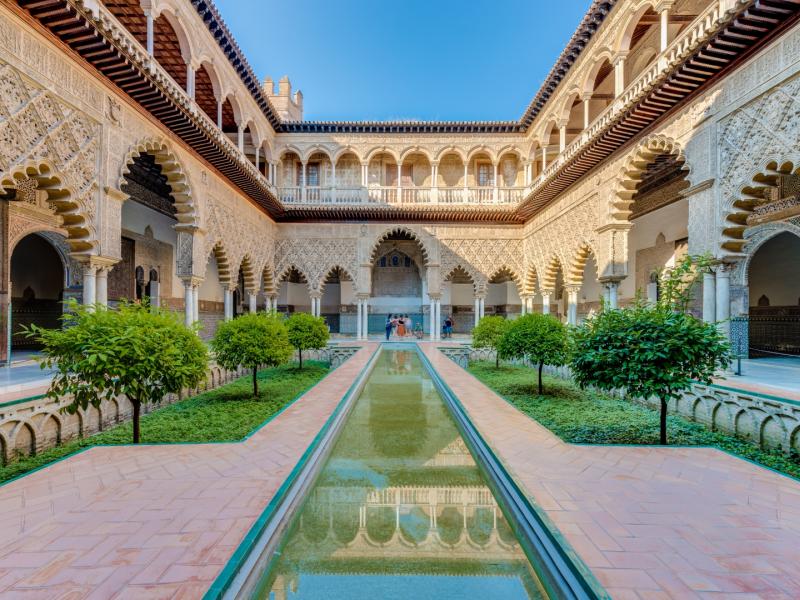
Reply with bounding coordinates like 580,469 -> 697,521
0,361 -> 328,485
468,361 -> 800,480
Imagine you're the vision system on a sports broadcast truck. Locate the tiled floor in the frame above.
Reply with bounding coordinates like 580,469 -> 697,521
0,344 -> 377,599
421,345 -> 800,599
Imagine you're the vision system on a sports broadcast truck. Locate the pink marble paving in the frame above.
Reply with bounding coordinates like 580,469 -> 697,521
0,344 -> 377,599
421,344 -> 800,600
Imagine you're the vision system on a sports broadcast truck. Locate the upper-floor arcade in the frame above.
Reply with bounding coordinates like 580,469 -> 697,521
16,0 -> 797,219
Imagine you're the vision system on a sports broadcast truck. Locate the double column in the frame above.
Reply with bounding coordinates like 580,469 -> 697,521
223,283 -> 236,321
429,295 -> 442,341
81,257 -> 119,308
182,277 -> 202,326
473,295 -> 485,327
566,286 -> 580,325
540,289 -> 553,315
310,293 -> 322,318
702,263 -> 733,339
355,295 -> 370,340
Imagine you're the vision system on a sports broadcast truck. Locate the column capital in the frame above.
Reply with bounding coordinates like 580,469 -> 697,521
355,293 -> 370,301
612,51 -> 629,65
427,293 -> 442,301
598,276 -> 625,285
564,285 -> 582,294
539,288 -> 555,296
654,0 -> 675,11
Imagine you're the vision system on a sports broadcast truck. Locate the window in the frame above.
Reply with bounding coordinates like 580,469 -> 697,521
295,162 -> 320,186
477,162 -> 494,186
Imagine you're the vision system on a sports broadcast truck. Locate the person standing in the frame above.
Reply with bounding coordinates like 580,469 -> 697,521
397,315 -> 406,337
405,314 -> 413,337
385,315 -> 393,341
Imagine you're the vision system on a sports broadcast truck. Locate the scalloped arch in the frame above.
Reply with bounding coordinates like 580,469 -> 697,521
612,134 -> 686,222
1,159 -> 95,255
566,243 -> 598,286
120,138 -> 198,228
369,226 -> 431,265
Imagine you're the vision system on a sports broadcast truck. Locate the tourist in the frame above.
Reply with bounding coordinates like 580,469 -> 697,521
405,314 -> 413,337
444,315 -> 453,338
397,315 -> 406,337
385,316 -> 393,341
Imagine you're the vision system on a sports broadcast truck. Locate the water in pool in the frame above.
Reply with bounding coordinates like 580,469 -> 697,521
257,349 -> 548,599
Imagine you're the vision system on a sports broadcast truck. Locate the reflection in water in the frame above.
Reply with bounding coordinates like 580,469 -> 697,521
258,350 -> 547,599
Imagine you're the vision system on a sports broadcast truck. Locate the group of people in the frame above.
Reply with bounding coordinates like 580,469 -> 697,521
384,314 -> 419,340
383,314 -> 456,340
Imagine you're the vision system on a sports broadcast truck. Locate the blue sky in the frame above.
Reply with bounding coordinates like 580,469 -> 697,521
213,0 -> 590,122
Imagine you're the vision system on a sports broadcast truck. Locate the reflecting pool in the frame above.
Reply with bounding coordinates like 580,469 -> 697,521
257,349 -> 548,599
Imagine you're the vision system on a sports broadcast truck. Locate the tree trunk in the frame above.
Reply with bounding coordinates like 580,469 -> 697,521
298,349 -> 303,369
660,397 -> 668,445
495,351 -> 499,369
252,366 -> 259,397
538,361 -> 544,396
132,398 -> 141,444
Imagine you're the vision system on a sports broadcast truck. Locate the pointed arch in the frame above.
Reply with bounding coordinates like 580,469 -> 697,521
523,266 -> 539,295
542,256 -> 564,291
369,227 -> 431,265
725,159 -> 800,254
120,137 -> 197,228
443,264 -> 479,294
209,242 -> 231,285
237,255 -> 257,292
1,159 -> 95,255
612,135 -> 687,222
319,265 -> 355,292
488,265 -> 523,295
262,265 -> 276,294
567,243 -> 598,286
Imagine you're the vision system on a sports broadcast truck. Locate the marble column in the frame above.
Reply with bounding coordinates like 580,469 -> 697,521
474,297 -> 481,327
361,297 -> 369,339
82,264 -> 97,307
249,291 -> 257,313
223,287 -> 233,321
192,282 -> 200,324
715,265 -> 731,339
356,298 -> 363,340
183,280 -> 193,326
607,281 -> 619,309
478,297 -> 485,320
96,267 -> 108,307
541,290 -> 552,315
567,287 -> 579,325
703,270 -> 716,323
429,297 -> 436,340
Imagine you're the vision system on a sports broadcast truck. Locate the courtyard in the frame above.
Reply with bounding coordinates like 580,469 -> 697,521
2,0 -> 800,597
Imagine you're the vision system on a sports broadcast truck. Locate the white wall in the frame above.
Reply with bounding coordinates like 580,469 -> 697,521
749,232 -> 800,307
580,256 -> 603,303
623,198 -> 689,299
121,200 -> 180,297
198,254 -> 223,302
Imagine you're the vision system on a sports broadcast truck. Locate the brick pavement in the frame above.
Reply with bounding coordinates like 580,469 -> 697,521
422,345 -> 800,600
0,344 -> 377,599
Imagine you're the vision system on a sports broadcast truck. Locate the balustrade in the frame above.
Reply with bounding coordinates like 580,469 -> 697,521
277,185 -> 525,206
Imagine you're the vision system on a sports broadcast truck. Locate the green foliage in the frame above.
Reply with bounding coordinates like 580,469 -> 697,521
211,312 -> 293,396
496,313 -> 568,394
26,300 -> 208,443
468,361 -> 800,480
570,256 -> 730,444
0,362 -> 328,484
471,316 -> 510,368
286,312 -> 329,369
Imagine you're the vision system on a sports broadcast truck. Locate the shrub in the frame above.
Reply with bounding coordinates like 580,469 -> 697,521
26,300 -> 208,444
286,312 -> 329,369
472,315 -> 510,368
211,312 -> 294,397
571,255 -> 730,444
497,313 -> 568,394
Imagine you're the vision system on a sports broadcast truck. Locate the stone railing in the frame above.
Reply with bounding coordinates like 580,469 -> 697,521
300,344 -> 360,369
442,346 -> 800,456
0,344 -> 360,466
525,0 -> 726,198
0,362 -> 247,465
278,185 -> 524,206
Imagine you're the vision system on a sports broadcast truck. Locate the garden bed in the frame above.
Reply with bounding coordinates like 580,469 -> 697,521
467,360 -> 800,480
0,361 -> 329,485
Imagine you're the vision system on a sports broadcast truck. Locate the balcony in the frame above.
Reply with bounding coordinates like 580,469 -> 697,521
278,185 -> 526,206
